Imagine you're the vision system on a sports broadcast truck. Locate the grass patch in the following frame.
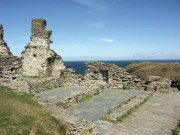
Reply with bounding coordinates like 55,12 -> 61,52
0,86 -> 66,135
23,75 -> 41,79
125,62 -> 180,79
89,128 -> 93,133
116,93 -> 153,122
76,90 -> 101,103
173,121 -> 180,135
123,85 -> 127,90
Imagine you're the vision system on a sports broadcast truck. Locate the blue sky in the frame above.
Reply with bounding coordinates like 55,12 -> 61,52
1,0 -> 180,61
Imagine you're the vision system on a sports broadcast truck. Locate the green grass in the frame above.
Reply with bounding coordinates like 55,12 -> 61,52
173,121 -> 180,135
76,90 -> 101,103
0,86 -> 66,135
23,75 -> 41,79
123,86 -> 127,90
116,93 -> 153,122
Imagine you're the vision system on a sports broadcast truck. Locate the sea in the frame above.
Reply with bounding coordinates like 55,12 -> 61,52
64,60 -> 180,75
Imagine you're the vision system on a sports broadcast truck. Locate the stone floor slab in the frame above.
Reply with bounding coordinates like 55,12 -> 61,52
104,92 -> 180,135
35,86 -> 87,103
68,89 -> 143,123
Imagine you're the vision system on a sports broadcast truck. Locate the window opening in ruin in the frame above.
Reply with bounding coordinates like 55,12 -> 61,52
33,46 -> 37,49
12,77 -> 16,80
11,68 -> 15,71
33,54 -> 36,57
101,71 -> 108,83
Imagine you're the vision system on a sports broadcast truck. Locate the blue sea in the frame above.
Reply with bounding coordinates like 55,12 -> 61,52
64,60 -> 180,75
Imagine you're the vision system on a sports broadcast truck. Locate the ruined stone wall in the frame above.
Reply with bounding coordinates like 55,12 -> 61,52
0,24 -> 12,57
84,61 -> 145,89
21,19 -> 65,77
144,76 -> 176,91
0,24 -> 22,80
25,77 -> 63,93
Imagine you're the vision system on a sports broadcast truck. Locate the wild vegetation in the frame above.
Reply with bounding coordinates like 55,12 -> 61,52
125,62 -> 180,79
0,86 -> 66,135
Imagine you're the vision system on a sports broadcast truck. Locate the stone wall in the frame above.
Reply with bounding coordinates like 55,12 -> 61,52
84,61 -> 145,89
26,77 -> 62,93
0,24 -> 22,80
144,76 -> 175,91
0,24 -> 12,56
21,19 -> 65,78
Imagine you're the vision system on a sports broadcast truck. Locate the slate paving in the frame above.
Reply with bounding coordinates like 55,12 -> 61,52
68,89 -> 143,123
104,92 -> 180,135
35,86 -> 87,103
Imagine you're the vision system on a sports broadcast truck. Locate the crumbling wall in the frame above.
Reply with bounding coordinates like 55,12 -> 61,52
144,76 -> 176,91
21,19 -> 65,77
84,61 -> 145,89
0,24 -> 21,80
0,24 -> 12,56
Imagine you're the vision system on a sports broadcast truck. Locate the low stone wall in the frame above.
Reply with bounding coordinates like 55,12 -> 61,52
35,101 -> 98,135
144,76 -> 176,91
25,77 -> 62,93
85,61 -> 145,89
57,84 -> 106,108
0,56 -> 22,80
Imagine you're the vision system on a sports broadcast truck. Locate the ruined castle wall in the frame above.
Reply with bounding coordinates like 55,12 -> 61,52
0,24 -> 22,80
21,19 -> 65,77
84,61 -> 145,89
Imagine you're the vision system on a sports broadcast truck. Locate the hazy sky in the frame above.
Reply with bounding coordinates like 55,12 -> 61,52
1,0 -> 180,61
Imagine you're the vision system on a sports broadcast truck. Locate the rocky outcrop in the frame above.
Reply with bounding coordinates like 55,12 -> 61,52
21,19 -> 65,77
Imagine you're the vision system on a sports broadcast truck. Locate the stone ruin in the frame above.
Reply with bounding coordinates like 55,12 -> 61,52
0,19 -> 179,93
0,24 -> 21,80
21,19 -> 65,77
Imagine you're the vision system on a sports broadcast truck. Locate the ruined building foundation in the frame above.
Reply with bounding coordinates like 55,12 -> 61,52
21,19 -> 65,77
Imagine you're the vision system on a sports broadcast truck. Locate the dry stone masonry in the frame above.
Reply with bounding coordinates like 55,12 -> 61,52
0,24 -> 21,80
84,61 -> 145,89
21,19 -> 65,77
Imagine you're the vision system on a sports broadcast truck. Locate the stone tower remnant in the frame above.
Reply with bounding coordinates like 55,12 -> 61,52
21,19 -> 65,77
0,24 -> 21,79
0,24 -> 12,56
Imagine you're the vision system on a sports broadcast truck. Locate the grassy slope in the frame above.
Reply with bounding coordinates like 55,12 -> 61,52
125,62 -> 180,79
0,86 -> 66,135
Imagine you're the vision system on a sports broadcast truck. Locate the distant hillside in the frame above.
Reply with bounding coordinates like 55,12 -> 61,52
125,62 -> 180,79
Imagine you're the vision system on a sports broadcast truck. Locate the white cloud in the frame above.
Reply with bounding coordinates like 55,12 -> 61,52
101,38 -> 115,43
73,0 -> 119,11
90,37 -> 115,43
86,22 -> 105,28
